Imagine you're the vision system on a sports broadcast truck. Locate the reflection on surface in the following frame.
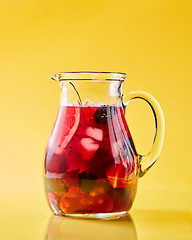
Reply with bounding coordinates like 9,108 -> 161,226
133,209 -> 192,240
44,210 -> 192,240
45,214 -> 137,240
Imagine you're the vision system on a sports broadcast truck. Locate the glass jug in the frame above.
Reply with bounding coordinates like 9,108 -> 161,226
44,72 -> 165,220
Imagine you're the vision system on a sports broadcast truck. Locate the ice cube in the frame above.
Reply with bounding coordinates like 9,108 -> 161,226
85,127 -> 103,141
84,99 -> 94,107
72,100 -> 81,106
93,102 -> 108,107
79,137 -> 100,160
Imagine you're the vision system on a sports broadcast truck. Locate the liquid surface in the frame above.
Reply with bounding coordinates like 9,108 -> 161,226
45,105 -> 139,215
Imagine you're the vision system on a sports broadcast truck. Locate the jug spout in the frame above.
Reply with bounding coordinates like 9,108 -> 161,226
52,73 -> 61,81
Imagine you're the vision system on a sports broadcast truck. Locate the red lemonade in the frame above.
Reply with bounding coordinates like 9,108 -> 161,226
45,104 -> 139,215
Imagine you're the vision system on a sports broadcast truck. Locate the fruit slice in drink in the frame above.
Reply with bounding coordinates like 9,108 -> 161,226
46,106 -> 80,173
59,185 -> 113,213
106,159 -> 135,188
49,106 -> 80,154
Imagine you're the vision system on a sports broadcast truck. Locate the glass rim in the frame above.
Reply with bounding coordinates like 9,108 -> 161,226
52,71 -> 127,82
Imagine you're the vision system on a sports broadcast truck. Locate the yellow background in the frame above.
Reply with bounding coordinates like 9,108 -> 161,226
0,0 -> 192,238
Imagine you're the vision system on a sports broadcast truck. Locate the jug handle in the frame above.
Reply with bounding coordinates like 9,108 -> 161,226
123,91 -> 165,177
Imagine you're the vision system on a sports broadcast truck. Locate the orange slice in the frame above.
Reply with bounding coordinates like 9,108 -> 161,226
106,160 -> 135,188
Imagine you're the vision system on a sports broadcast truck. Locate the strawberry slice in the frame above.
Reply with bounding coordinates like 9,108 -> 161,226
59,189 -> 113,213
59,189 -> 85,213
88,193 -> 113,213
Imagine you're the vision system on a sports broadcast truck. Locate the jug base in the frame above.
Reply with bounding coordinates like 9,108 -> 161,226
61,211 -> 129,220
